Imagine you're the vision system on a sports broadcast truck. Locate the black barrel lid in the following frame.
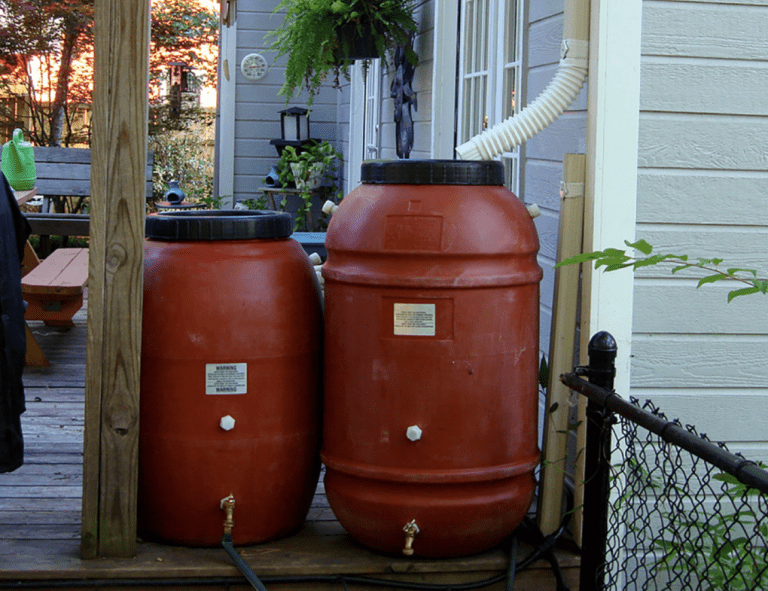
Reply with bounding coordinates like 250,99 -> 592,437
145,210 -> 293,241
360,160 -> 504,185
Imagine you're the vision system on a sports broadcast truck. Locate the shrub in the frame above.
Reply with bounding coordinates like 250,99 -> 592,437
149,107 -> 215,208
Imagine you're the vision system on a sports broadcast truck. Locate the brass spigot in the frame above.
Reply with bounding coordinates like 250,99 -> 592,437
402,519 -> 420,556
220,494 -> 235,535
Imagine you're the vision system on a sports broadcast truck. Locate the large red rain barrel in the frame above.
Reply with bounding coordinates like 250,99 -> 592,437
321,160 -> 542,558
139,211 -> 322,546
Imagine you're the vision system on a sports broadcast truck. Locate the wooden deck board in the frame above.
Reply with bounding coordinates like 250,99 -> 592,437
1,294 -> 580,589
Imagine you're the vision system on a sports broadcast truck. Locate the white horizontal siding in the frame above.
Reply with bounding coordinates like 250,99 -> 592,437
626,388 -> 768,444
637,170 -> 768,227
638,114 -> 768,170
634,226 -> 768,277
634,281 -> 768,334
640,59 -> 768,116
632,0 -> 768,465
642,1 -> 768,60
632,335 -> 768,389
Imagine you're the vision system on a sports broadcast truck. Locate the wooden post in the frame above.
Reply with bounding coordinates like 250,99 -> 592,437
81,0 -> 149,559
571,265 -> 593,547
537,154 -> 586,536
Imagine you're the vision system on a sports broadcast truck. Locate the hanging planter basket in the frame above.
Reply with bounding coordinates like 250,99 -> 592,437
337,23 -> 382,61
268,0 -> 418,106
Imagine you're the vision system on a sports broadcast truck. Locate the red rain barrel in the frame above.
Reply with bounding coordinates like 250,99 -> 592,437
139,211 -> 322,546
321,160 -> 542,558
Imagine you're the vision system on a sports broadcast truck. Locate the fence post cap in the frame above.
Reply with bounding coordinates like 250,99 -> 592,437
588,331 -> 617,354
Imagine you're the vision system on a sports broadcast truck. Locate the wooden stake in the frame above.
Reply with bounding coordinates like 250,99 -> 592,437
537,154 -> 586,536
81,0 -> 149,559
572,229 -> 594,548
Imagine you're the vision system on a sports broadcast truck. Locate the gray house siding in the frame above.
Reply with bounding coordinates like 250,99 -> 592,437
233,1 -> 343,203
523,2 -> 588,377
632,0 -> 768,453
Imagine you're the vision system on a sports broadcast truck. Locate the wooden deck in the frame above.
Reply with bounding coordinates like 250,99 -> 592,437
0,294 -> 579,590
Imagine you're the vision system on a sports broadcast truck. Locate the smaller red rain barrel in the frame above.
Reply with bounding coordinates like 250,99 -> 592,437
321,160 -> 542,558
139,210 -> 322,546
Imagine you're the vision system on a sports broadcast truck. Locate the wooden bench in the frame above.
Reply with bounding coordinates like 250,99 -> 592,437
22,248 -> 89,366
3,146 -> 153,253
27,146 -> 154,213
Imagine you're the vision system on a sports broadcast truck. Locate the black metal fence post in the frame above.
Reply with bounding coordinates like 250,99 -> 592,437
578,331 -> 617,591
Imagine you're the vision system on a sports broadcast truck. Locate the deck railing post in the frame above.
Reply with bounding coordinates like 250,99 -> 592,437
577,331 -> 617,591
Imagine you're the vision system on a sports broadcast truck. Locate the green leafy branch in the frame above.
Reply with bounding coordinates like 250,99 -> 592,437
557,239 -> 768,303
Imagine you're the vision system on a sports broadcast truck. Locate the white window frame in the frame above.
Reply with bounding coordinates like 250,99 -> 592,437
347,59 -> 381,194
457,0 -> 524,194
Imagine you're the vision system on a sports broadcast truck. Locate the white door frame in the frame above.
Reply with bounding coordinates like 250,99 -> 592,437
215,19 -> 237,208
347,60 -> 382,194
431,0 -> 460,159
584,0 -> 643,394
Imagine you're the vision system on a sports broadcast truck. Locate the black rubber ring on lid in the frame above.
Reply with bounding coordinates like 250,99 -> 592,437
145,210 -> 293,241
360,160 -> 505,186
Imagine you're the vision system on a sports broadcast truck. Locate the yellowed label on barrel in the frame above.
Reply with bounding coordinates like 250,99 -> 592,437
394,303 -> 436,336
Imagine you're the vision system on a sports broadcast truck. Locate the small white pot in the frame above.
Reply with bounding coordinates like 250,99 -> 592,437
291,162 -> 324,190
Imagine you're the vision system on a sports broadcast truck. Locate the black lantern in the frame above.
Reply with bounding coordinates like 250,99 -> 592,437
270,107 -> 316,156
279,107 -> 310,142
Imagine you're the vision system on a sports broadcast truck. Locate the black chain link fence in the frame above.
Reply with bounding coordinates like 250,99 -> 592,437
562,331 -> 768,591
604,398 -> 768,590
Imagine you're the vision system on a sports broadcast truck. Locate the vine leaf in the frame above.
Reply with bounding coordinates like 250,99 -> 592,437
697,274 -> 729,289
557,239 -> 767,303
728,287 -> 760,303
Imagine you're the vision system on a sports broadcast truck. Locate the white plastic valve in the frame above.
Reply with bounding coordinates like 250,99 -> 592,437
308,252 -> 322,265
406,425 -> 422,441
322,200 -> 339,215
220,415 -> 236,431
526,203 -> 541,219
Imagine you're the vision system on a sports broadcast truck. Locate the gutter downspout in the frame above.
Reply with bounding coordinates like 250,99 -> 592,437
455,0 -> 590,160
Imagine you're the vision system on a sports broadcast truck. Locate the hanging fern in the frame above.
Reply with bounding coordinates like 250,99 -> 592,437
268,0 -> 418,105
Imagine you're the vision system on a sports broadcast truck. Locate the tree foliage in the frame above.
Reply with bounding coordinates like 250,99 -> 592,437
0,0 -> 94,145
0,0 -> 218,146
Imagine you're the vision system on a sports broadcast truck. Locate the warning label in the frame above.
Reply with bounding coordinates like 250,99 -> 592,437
206,363 -> 247,395
394,303 -> 436,336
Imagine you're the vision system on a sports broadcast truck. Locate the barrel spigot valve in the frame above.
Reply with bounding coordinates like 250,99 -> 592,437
402,519 -> 420,556
221,494 -> 235,535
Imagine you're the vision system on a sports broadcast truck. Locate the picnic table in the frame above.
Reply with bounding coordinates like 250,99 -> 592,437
16,188 -> 89,367
13,188 -> 37,206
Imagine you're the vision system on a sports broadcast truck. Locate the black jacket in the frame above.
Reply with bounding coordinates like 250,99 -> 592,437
0,172 -> 31,473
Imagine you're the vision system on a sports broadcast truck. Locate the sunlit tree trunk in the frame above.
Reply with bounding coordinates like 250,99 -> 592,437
50,18 -> 86,146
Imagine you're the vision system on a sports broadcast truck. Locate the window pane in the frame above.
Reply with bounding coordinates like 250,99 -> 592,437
462,78 -> 472,140
503,66 -> 516,119
479,0 -> 490,72
464,0 -> 474,71
505,0 -> 518,62
501,155 -> 519,196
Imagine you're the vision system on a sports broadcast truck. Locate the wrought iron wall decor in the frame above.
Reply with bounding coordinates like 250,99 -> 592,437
390,41 -> 417,159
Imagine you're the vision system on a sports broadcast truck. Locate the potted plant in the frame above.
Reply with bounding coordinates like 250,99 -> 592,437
268,0 -> 418,105
277,140 -> 342,230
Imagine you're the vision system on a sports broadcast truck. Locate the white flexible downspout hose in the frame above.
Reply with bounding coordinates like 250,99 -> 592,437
456,0 -> 590,161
